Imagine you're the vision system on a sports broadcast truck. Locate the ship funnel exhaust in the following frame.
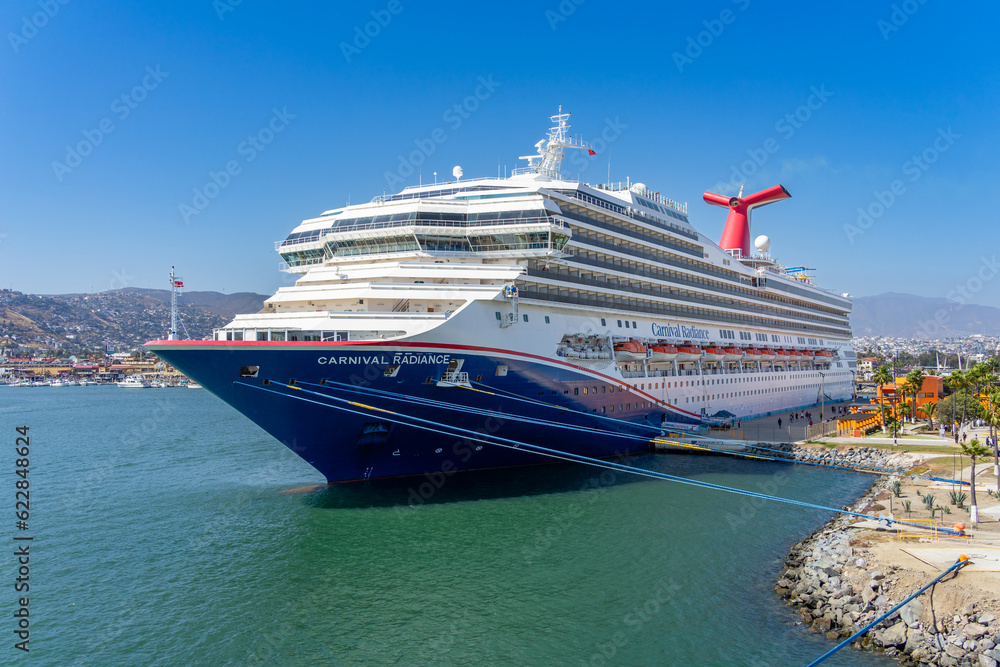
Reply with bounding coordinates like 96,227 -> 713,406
703,184 -> 790,257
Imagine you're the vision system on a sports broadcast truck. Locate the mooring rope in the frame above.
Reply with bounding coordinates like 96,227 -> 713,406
806,556 -> 971,666
295,379 -> 967,485
235,379 -> 963,536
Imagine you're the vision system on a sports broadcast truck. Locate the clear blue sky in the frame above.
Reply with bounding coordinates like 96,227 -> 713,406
2,1 -> 999,307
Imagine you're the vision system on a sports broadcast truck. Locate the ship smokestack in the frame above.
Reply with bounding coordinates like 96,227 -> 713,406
703,184 -> 790,257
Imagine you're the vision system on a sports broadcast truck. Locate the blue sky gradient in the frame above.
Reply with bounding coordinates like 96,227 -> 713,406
2,1 -> 999,306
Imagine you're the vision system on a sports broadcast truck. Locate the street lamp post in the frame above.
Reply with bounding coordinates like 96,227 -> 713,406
819,371 -> 826,422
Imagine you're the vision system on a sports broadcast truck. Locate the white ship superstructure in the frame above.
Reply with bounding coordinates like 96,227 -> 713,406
149,109 -> 855,482
218,110 -> 854,422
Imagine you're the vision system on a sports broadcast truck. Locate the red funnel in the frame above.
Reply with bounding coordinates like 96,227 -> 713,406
703,184 -> 790,257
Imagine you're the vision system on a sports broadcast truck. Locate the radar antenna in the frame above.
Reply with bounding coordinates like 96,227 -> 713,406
516,106 -> 593,179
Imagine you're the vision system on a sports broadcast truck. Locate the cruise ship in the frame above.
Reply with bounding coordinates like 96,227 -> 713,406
147,109 -> 856,483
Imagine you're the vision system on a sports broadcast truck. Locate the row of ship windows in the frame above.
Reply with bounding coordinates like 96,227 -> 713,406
718,330 -> 825,345
522,288 -> 848,338
562,236 -> 847,318
544,252 -> 848,325
283,209 -> 552,245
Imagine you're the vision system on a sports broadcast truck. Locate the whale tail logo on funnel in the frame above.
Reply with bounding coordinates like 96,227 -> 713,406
703,184 -> 790,258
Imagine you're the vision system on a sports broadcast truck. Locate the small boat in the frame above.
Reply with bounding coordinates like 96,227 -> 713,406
799,350 -> 816,364
674,344 -> 702,362
722,347 -> 743,362
117,376 -> 152,388
50,379 -> 68,387
614,340 -> 648,362
648,344 -> 678,363
702,345 -> 727,362
814,350 -> 835,364
758,348 -> 776,361
186,382 -> 203,389
743,347 -> 762,362
786,349 -> 803,362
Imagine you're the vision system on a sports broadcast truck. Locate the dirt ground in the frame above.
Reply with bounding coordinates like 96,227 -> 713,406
843,452 -> 1000,624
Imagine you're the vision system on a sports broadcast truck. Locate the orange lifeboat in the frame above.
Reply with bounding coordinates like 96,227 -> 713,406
702,345 -> 726,362
722,346 -> 743,362
814,349 -> 835,363
743,347 -> 762,362
614,340 -> 648,362
675,343 -> 703,362
649,344 -> 678,362
759,347 -> 776,361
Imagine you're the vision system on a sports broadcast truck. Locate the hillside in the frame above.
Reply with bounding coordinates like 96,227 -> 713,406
850,292 -> 1000,338
0,288 -> 269,353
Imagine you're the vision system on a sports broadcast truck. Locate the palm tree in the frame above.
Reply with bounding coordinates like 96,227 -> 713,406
919,401 -> 937,429
948,370 -> 971,433
961,438 -> 992,525
873,365 -> 893,434
989,390 -> 1000,477
906,368 -> 926,424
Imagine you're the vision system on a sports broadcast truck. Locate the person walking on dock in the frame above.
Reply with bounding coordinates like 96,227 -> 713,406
778,418 -> 782,429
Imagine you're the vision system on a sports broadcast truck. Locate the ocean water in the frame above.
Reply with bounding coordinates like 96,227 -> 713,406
1,386 -> 893,666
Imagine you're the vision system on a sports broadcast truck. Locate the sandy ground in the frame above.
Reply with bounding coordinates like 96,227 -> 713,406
842,451 -> 1000,623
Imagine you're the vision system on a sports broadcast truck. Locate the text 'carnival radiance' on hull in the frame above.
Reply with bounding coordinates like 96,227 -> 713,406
146,109 -> 856,483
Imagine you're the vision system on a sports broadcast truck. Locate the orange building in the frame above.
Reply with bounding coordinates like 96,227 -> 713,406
875,376 -> 944,418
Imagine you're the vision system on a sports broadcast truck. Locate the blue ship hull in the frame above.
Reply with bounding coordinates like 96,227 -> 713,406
147,341 -> 697,482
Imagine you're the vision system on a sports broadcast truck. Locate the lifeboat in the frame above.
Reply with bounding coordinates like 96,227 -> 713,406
722,347 -> 743,362
742,347 -> 762,362
774,349 -> 791,362
702,345 -> 727,362
814,349 -> 835,364
614,340 -> 648,362
674,343 -> 703,362
786,349 -> 803,362
799,350 -> 816,364
648,344 -> 678,363
759,348 -> 776,361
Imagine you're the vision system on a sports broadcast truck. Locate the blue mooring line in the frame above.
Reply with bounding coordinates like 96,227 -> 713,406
806,557 -> 971,666
298,378 -> 970,487
236,379 -> 964,537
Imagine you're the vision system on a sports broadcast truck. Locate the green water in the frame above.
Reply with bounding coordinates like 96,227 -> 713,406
1,387 -> 892,665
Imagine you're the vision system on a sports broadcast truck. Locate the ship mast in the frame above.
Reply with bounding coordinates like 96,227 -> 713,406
168,266 -> 180,341
517,106 -> 592,178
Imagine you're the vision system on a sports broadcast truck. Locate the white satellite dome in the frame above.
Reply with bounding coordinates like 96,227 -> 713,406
630,182 -> 647,193
754,235 -> 771,252
452,165 -> 463,181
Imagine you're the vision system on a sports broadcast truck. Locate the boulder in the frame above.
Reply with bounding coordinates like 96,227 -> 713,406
980,655 -> 998,667
979,613 -> 997,625
880,621 -> 908,646
900,599 -> 925,628
966,623 -> 989,639
945,642 -> 967,659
